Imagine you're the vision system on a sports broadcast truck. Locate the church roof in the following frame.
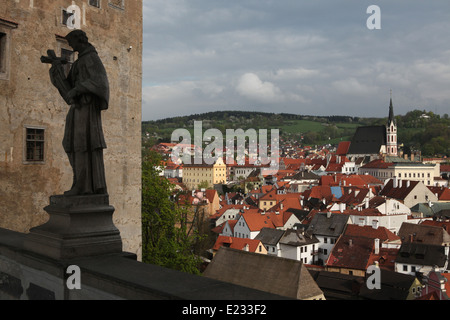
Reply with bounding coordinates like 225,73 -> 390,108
347,125 -> 386,155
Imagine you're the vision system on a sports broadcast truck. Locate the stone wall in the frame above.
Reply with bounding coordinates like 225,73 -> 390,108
0,227 -> 285,300
0,0 -> 142,258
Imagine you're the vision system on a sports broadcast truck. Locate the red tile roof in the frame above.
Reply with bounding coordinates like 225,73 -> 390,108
326,235 -> 375,270
344,224 -> 400,242
320,174 -> 382,187
303,185 -> 334,202
420,220 -> 450,233
241,212 -> 277,231
213,235 -> 265,253
327,225 -> 400,272
209,204 -> 245,219
427,186 -> 450,201
366,247 -> 398,272
338,187 -> 370,206
336,141 -> 351,155
380,179 -> 419,200
361,159 -> 393,169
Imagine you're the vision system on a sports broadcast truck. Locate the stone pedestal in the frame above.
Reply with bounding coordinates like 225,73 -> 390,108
24,194 -> 122,260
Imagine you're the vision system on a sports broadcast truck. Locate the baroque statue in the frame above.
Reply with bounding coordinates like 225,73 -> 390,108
41,30 -> 109,196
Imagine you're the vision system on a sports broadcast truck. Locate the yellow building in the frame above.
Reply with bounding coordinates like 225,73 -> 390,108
182,157 -> 227,190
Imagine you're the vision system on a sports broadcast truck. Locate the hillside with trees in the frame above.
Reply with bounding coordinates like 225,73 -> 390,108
142,110 -> 450,157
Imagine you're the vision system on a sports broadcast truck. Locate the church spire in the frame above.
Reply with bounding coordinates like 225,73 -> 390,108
386,89 -> 398,157
388,89 -> 395,125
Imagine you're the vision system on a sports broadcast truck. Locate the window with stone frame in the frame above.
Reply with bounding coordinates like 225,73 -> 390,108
0,32 -> 6,75
89,0 -> 101,8
109,0 -> 125,10
61,8 -> 74,26
0,18 -> 18,80
25,127 -> 45,163
60,48 -> 75,77
56,35 -> 75,77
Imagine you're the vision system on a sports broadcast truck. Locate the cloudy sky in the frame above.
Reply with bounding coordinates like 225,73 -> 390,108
142,0 -> 450,121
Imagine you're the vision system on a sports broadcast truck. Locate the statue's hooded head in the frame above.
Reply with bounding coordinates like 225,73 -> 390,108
65,30 -> 89,51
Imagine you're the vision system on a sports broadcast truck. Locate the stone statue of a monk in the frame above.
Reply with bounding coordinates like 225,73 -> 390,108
42,30 -> 109,196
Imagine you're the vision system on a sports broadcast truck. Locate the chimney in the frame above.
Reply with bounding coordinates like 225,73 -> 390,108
406,180 -> 410,188
372,219 -> 379,230
374,238 -> 380,255
339,202 -> 346,213
365,197 -> 369,209
349,239 -> 353,247
327,211 -> 332,219
393,176 -> 398,188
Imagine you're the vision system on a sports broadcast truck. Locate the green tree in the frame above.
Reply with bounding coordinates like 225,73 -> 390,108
141,150 -> 202,275
197,180 -> 211,189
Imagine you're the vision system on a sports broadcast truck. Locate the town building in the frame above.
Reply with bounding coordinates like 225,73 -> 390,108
395,242 -> 449,276
306,212 -> 350,265
380,178 -> 439,208
254,227 -> 285,257
182,157 -> 227,190
359,160 -> 439,186
278,229 -> 320,264
0,0 -> 143,258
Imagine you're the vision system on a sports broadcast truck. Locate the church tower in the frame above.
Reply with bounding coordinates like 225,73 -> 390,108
386,91 -> 398,156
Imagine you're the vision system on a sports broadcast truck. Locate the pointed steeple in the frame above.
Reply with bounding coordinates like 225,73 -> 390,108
388,89 -> 395,125
386,89 -> 398,157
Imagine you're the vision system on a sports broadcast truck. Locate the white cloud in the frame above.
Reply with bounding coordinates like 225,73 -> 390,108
141,1 -> 450,120
332,78 -> 377,96
236,73 -> 283,103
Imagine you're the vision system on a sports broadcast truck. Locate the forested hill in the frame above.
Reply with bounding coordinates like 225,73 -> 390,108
142,110 -> 450,157
144,111 -> 360,126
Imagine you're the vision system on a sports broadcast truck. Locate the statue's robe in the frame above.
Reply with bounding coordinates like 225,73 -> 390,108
50,45 -> 109,195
